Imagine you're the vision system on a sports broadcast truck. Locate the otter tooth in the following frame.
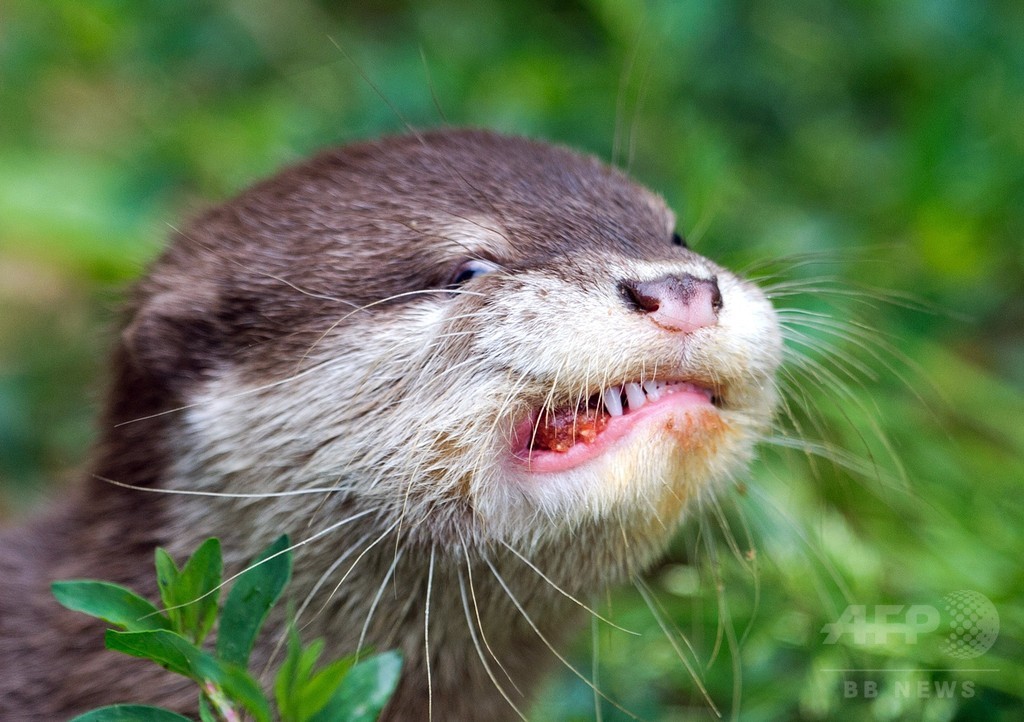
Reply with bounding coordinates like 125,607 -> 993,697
643,381 -> 662,401
624,382 -> 646,411
602,387 -> 624,416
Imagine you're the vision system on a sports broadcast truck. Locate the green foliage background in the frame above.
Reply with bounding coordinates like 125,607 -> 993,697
1,1 -> 1022,720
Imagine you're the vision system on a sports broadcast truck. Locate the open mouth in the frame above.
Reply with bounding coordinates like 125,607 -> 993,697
512,380 -> 719,473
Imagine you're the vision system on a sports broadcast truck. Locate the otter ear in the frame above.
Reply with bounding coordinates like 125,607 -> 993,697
121,284 -> 222,386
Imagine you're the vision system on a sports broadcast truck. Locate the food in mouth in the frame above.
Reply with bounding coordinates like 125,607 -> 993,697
515,380 -> 717,472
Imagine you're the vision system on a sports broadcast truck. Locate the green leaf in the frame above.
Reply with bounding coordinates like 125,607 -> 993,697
274,624 -> 358,722
105,629 -> 272,722
296,654 -> 357,722
154,539 -> 222,643
104,628 -> 203,678
310,651 -> 403,722
275,624 -> 305,721
51,580 -> 171,631
217,534 -> 292,667
175,537 -> 222,644
69,704 -> 194,721
296,638 -> 326,691
154,548 -> 181,630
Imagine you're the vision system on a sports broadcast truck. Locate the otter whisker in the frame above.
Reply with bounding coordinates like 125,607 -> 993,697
638,483 -> 670,534
92,474 -> 350,498
425,544 -> 436,722
701,531 -> 744,722
772,368 -> 861,483
296,286 -> 485,371
491,370 -> 533,441
720,479 -> 762,648
767,279 -> 944,316
294,530 -> 375,626
308,519 -> 401,623
780,342 -> 911,489
113,355 -> 338,427
165,222 -> 355,307
257,528 -> 377,678
390,422 -> 459,558
703,492 -> 754,578
591,615 -> 604,722
782,324 -> 880,383
780,311 -> 936,405
498,540 -> 639,635
750,479 -> 860,606
458,533 -> 522,695
695,514 -> 727,669
457,568 -> 529,722
741,248 -> 889,278
483,556 -> 640,720
256,272 -> 352,306
422,355 -> 492,386
762,434 -> 910,497
782,334 -> 878,413
355,543 -> 405,658
633,577 -> 721,717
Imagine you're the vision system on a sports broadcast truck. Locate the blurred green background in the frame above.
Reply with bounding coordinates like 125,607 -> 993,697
1,1 -> 1022,720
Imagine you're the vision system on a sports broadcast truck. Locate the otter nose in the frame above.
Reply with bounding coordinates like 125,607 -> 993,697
620,274 -> 722,333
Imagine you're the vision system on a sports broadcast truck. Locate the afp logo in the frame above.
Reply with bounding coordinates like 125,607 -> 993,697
821,590 -> 999,659
941,590 -> 999,659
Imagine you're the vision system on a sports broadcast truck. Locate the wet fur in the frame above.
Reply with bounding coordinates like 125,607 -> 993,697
0,130 -> 781,720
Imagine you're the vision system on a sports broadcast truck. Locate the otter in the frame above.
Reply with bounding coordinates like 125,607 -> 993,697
0,129 -> 781,720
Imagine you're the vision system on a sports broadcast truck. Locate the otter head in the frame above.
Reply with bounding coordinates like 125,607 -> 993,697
116,128 -> 780,611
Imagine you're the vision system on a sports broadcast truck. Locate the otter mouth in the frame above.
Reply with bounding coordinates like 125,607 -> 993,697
512,380 -> 719,473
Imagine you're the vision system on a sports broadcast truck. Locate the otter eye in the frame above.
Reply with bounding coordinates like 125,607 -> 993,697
671,231 -> 688,248
449,259 -> 499,288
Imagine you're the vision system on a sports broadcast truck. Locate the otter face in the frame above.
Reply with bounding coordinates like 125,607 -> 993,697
471,251 -> 780,561
128,129 -> 780,589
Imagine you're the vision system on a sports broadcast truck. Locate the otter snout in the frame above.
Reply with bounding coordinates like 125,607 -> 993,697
620,273 -> 722,333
